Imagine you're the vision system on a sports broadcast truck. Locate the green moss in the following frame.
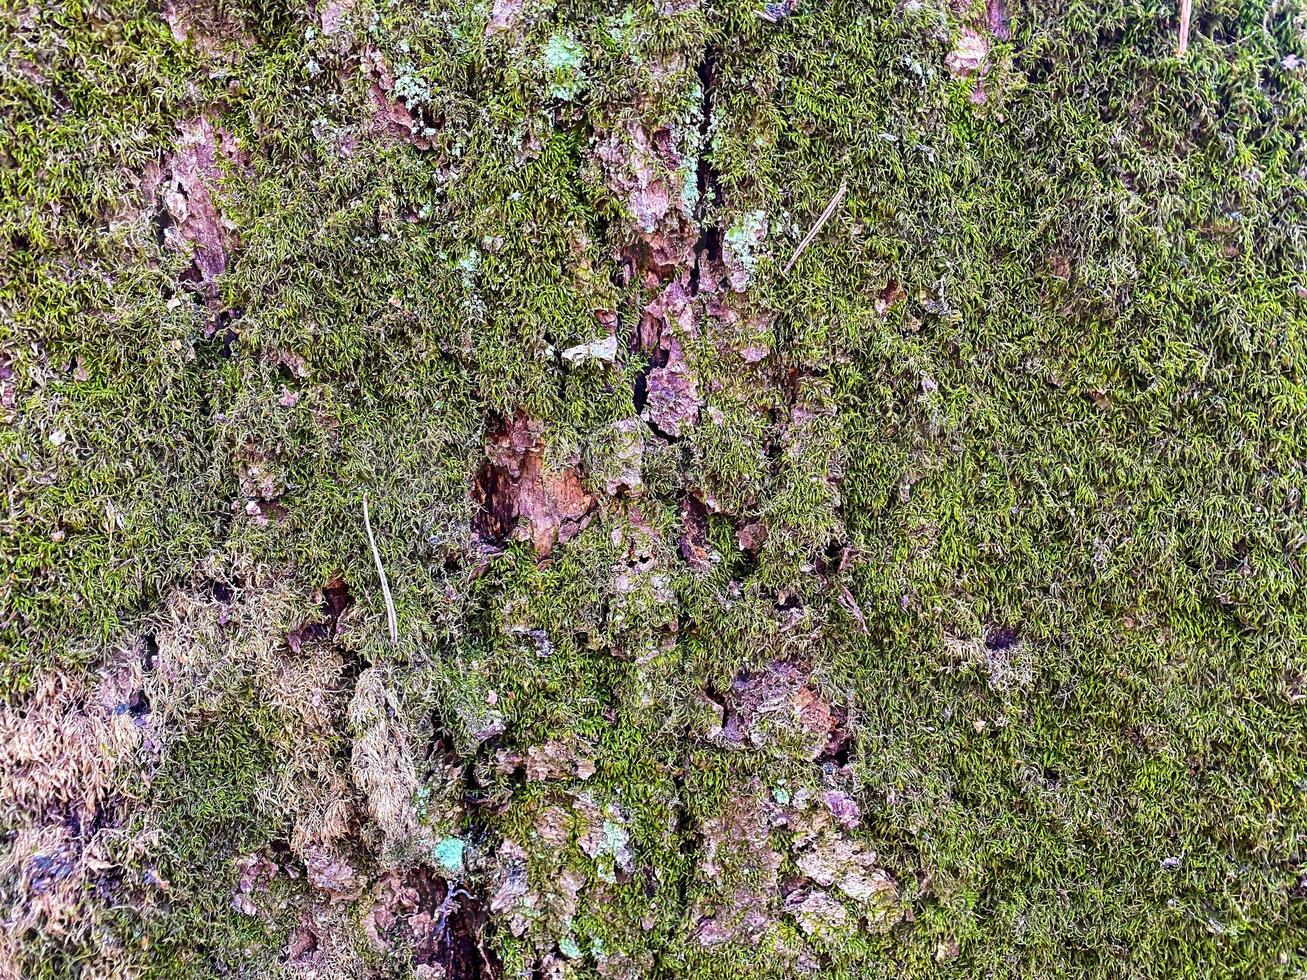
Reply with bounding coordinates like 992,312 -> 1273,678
3,0 -> 1306,974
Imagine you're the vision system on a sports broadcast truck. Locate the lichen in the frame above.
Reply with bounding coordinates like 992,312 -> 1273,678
722,209 -> 769,290
543,33 -> 587,101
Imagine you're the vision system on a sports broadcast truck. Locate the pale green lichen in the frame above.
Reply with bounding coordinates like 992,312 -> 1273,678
433,836 -> 465,874
543,33 -> 586,101
723,209 -> 769,287
558,935 -> 583,959
681,163 -> 700,215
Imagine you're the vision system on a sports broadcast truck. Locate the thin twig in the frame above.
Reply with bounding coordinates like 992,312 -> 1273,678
362,492 -> 398,646
782,179 -> 848,276
837,582 -> 869,635
1177,0 -> 1192,56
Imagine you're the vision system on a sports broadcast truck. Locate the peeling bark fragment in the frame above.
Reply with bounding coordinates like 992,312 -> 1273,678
487,791 -> 631,948
526,739 -> 597,782
945,5 -> 1010,104
485,0 -> 524,37
488,841 -> 529,920
986,0 -> 1012,39
562,334 -> 619,366
303,844 -> 363,902
644,356 -> 701,437
162,0 -> 253,57
598,418 -> 645,496
638,281 -> 704,436
594,118 -> 699,272
794,835 -> 891,903
777,797 -> 900,933
575,795 -> 634,884
534,805 -> 573,852
367,868 -> 498,978
638,280 -> 695,351
286,576 -> 353,654
692,786 -> 901,948
473,413 -> 595,556
318,0 -> 355,36
876,279 -> 907,314
946,27 -> 991,77
231,853 -> 277,915
783,888 -> 847,937
678,495 -> 711,569
361,48 -> 435,149
146,116 -> 245,306
821,789 -> 861,829
692,787 -> 783,947
721,210 -> 769,291
736,521 -> 768,553
367,83 -> 431,148
712,662 -> 839,760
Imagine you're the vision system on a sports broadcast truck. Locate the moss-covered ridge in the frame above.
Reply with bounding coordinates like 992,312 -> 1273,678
1,0 -> 1305,976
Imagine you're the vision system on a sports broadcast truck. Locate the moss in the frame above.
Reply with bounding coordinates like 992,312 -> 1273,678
3,0 -> 1306,974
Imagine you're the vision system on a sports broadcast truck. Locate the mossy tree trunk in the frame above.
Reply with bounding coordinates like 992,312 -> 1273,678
2,0 -> 1306,977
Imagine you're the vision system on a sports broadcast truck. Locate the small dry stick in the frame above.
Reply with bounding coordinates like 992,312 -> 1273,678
837,582 -> 869,635
362,492 -> 398,646
1177,0 -> 1192,56
782,180 -> 848,276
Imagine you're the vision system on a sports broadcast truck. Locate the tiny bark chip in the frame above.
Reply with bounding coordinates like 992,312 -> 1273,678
736,521 -> 768,552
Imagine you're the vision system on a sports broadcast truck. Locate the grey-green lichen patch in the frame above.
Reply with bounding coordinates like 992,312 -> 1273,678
722,209 -> 769,290
434,836 -> 466,874
543,33 -> 587,100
